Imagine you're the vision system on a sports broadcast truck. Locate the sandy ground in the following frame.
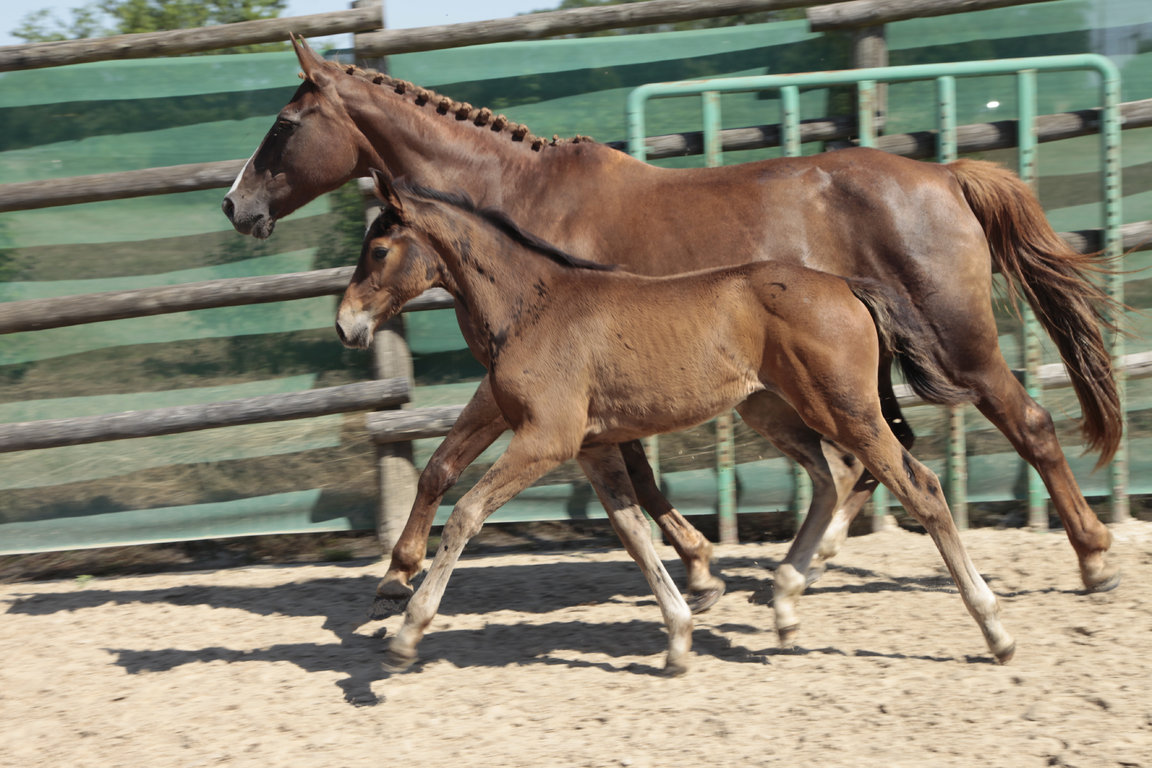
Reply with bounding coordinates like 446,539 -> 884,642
2,522 -> 1151,768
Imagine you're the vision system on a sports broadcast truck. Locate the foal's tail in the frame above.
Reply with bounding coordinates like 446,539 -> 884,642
848,280 -> 977,408
948,158 -> 1123,464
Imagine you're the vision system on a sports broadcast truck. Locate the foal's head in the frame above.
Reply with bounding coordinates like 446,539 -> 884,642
335,171 -> 444,350
223,36 -> 378,239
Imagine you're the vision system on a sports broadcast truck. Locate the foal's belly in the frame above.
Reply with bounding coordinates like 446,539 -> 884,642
582,376 -> 765,444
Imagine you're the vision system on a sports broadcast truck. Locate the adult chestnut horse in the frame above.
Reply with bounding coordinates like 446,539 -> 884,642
223,37 -> 1122,610
335,171 -> 1016,674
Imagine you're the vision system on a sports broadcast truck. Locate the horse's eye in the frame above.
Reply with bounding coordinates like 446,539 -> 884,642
372,246 -> 390,262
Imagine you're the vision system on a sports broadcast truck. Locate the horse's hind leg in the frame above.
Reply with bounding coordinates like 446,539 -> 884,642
579,445 -> 694,675
969,361 -> 1117,592
736,392 -> 858,647
619,440 -> 725,613
372,376 -> 509,619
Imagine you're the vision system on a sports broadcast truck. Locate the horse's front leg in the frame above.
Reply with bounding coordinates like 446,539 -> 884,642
371,376 -> 509,619
386,430 -> 567,671
578,444 -> 694,675
618,440 -> 725,613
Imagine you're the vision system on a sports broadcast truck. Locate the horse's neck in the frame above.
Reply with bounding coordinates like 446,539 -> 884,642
343,79 -> 544,203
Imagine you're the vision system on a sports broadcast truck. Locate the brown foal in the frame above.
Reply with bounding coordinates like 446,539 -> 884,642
335,172 -> 1016,674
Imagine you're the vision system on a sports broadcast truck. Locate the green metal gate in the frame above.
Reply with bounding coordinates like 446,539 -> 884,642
626,55 -> 1125,539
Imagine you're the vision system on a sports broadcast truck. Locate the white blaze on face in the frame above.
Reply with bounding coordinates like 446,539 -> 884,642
227,151 -> 256,196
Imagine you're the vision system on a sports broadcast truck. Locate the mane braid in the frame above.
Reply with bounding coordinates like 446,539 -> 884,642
398,181 -> 617,272
340,64 -> 596,151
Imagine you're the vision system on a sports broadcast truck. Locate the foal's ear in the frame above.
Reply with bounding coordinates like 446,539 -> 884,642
370,168 -> 403,214
292,33 -> 332,88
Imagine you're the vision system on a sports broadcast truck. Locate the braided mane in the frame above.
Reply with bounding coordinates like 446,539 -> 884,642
332,63 -> 596,152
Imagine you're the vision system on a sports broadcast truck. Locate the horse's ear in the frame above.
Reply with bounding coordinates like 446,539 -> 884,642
292,33 -> 331,87
370,168 -> 403,214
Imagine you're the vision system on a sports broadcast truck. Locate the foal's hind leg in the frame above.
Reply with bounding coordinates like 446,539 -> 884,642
809,364 -> 914,584
969,361 -> 1118,591
827,419 -> 1015,663
619,440 -> 725,613
580,445 -> 694,675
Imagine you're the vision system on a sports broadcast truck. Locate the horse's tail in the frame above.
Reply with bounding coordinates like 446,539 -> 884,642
848,279 -> 977,408
948,158 -> 1123,465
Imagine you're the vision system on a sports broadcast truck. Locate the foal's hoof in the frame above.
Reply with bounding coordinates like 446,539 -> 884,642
367,581 -> 415,620
686,581 -> 726,614
383,644 -> 418,673
777,624 -> 800,650
993,640 -> 1017,666
804,562 -> 826,587
368,595 -> 409,621
661,657 -> 690,677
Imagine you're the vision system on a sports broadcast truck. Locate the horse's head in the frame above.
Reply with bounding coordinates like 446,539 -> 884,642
222,36 -> 376,239
336,170 -> 444,349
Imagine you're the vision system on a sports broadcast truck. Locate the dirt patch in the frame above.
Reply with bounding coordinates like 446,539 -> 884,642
3,522 -> 1151,767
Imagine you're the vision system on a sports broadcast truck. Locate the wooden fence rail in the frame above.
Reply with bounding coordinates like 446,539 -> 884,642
363,352 -> 1152,446
3,99 -> 1149,214
1,219 -> 1145,336
807,0 -> 1054,30
0,378 -> 408,454
0,269 -> 452,333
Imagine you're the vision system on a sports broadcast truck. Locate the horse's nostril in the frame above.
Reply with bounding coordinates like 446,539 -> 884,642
335,321 -> 348,344
221,196 -> 235,220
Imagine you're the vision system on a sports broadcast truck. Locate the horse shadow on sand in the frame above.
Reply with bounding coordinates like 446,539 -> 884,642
4,552 -> 1057,706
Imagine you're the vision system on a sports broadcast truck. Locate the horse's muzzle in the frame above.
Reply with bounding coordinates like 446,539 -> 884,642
221,196 -> 275,239
335,311 -> 374,350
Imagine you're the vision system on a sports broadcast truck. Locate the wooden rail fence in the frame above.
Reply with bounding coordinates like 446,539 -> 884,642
0,0 -> 1145,552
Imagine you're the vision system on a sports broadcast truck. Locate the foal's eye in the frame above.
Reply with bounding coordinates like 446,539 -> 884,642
372,246 -> 390,262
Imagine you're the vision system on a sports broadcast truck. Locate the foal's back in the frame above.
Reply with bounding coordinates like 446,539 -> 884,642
529,261 -> 880,444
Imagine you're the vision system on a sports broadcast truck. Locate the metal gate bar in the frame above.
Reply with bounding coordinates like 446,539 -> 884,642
626,54 -> 1125,530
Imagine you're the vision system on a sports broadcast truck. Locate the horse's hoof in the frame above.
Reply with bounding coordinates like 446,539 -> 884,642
777,624 -> 799,650
993,640 -> 1016,665
661,658 -> 690,677
686,582 -> 726,614
1083,569 -> 1121,594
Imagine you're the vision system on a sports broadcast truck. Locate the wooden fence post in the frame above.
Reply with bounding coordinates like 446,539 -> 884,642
350,0 -> 418,550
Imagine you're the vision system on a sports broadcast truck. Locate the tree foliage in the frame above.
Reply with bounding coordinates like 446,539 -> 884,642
11,0 -> 288,51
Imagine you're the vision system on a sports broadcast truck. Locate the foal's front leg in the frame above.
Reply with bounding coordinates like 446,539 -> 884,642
579,445 -> 694,675
372,376 -> 509,618
619,440 -> 725,613
387,430 -> 567,670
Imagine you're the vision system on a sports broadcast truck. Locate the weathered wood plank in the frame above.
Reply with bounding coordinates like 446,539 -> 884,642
0,161 -> 245,212
808,0 -> 1054,30
0,6 -> 383,72
0,273 -> 453,334
4,99 -> 1148,213
0,378 -> 409,453
355,0 -> 814,57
